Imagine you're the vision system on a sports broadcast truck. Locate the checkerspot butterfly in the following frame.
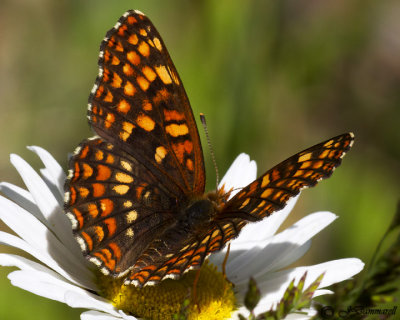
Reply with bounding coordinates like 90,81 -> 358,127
64,10 -> 354,287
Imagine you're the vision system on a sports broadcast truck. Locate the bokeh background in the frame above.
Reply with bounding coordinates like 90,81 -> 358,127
0,1 -> 399,319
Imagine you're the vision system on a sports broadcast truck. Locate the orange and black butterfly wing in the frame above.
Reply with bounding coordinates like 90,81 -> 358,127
65,10 -> 205,277
88,10 -> 205,195
65,137 -> 180,276
125,222 -> 226,286
218,133 -> 354,221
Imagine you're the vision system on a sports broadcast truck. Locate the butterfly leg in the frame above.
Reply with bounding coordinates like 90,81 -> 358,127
192,267 -> 202,313
222,242 -> 231,279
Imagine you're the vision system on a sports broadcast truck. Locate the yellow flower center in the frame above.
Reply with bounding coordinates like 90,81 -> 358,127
96,262 -> 236,320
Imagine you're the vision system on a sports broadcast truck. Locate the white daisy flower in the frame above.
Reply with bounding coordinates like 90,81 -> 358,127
0,148 -> 364,319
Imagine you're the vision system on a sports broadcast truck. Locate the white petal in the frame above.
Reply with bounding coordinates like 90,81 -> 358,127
0,253 -> 60,274
305,258 -> 364,288
40,168 -> 64,204
0,182 -> 45,224
80,310 -> 137,320
283,308 -> 316,320
249,258 -> 364,314
313,289 -> 333,297
0,230 -> 75,278
64,290 -> 120,316
8,269 -> 93,303
117,310 -> 138,320
283,314 -> 310,320
0,197 -> 95,289
2,254 -> 95,297
80,311 -> 123,320
253,212 -> 337,274
218,153 -> 257,199
274,239 -> 311,271
28,146 -> 66,202
8,268 -> 114,316
0,230 -> 57,265
10,154 -> 76,250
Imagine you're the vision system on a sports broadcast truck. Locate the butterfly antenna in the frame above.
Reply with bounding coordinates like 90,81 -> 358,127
200,113 -> 220,188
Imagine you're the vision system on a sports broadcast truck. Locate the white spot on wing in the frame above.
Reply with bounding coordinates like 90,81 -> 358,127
134,10 -> 145,15
101,267 -> 110,275
91,83 -> 98,95
116,268 -> 131,278
125,228 -> 135,237
129,279 -> 139,286
163,273 -> 179,280
126,210 -> 138,223
76,235 -> 87,251
64,191 -> 70,203
66,211 -> 78,229
67,169 -> 74,180
89,257 -> 102,267
73,145 -> 82,156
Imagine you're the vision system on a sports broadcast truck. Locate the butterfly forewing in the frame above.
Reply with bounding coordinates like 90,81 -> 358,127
218,133 -> 354,223
88,10 -> 205,195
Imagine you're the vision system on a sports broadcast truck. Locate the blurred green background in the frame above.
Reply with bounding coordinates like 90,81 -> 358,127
0,0 -> 399,319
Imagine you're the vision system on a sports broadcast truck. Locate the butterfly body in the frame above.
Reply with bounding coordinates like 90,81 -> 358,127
64,10 -> 354,287
178,198 -> 215,231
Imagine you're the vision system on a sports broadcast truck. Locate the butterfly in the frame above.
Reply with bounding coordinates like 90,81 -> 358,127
64,10 -> 354,287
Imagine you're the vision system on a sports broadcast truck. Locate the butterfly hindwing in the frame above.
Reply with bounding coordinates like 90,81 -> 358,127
127,236 -> 210,286
65,137 -> 179,276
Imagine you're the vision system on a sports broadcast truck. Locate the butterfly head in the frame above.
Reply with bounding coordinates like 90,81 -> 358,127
206,184 -> 235,208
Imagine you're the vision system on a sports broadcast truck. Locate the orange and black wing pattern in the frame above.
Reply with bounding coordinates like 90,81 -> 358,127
125,231 -> 221,286
65,137 -> 179,277
88,10 -> 205,195
211,133 -> 355,247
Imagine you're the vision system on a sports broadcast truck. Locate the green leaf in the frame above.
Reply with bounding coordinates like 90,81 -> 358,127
238,314 -> 248,320
245,277 -> 261,312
